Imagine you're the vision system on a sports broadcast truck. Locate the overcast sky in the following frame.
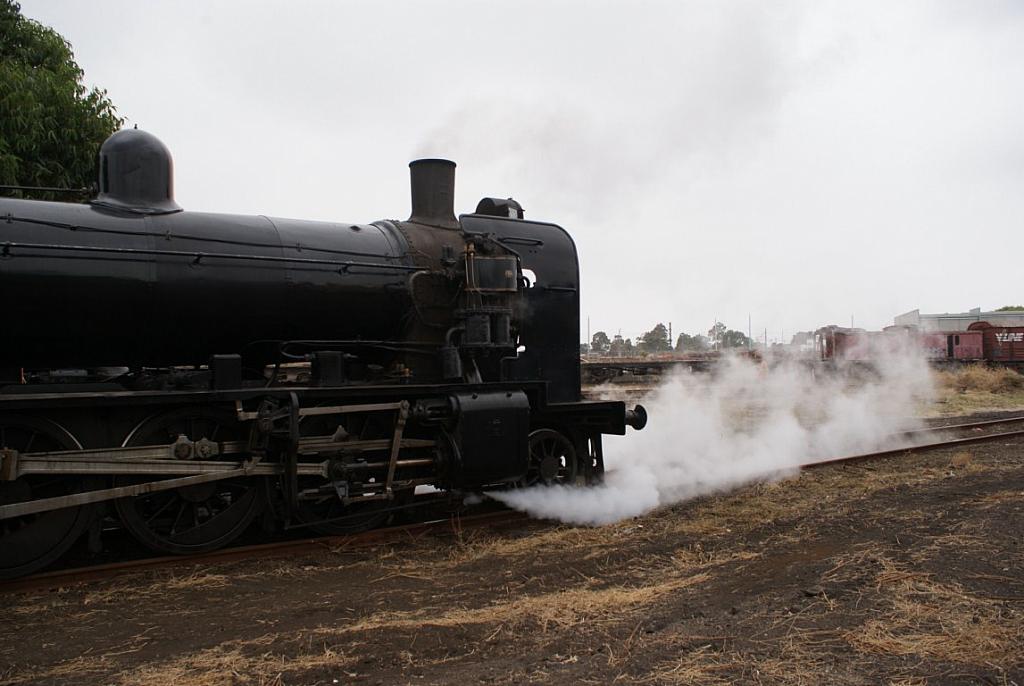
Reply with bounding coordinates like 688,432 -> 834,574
22,0 -> 1024,344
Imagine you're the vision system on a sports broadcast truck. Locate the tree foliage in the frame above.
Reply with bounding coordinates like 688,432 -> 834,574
996,305 -> 1024,312
590,330 -> 611,354
675,332 -> 709,352
707,321 -> 750,349
609,335 -> 625,356
720,329 -> 751,348
707,322 -> 727,345
0,1 -> 122,198
639,323 -> 671,352
609,334 -> 634,356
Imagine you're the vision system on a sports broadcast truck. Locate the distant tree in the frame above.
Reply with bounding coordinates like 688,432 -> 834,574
707,322 -> 750,349
0,0 -> 123,199
590,330 -> 611,354
623,338 -> 635,354
675,333 -> 709,352
639,323 -> 670,352
609,334 -> 623,356
720,329 -> 751,349
996,305 -> 1024,312
707,322 -> 727,349
579,343 -> 590,354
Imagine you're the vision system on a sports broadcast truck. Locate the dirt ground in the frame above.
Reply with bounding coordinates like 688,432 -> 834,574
2,429 -> 1023,685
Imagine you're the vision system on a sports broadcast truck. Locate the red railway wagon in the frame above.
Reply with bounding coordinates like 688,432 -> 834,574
968,322 -> 1024,365
919,331 -> 984,361
816,327 -> 902,362
819,326 -> 984,363
816,327 -> 869,361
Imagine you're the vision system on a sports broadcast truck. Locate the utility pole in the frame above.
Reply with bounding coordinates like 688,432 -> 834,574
668,321 -> 672,350
587,316 -> 591,349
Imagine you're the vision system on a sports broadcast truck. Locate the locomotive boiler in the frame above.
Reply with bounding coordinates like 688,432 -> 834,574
0,129 -> 647,578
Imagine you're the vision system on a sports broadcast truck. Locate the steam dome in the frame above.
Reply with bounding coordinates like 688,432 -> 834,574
92,128 -> 182,214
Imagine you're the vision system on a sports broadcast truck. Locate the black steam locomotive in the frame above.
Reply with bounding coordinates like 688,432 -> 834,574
0,129 -> 646,578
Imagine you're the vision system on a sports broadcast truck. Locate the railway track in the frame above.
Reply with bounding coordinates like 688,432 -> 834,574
0,509 -> 528,594
905,413 -> 1024,436
802,414 -> 1024,470
6,414 -> 1023,594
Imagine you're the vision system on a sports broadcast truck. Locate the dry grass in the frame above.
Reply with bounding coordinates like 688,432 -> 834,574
819,545 -> 889,583
115,634 -> 355,686
81,570 -> 232,607
312,549 -> 760,646
0,632 -> 363,686
1,654 -> 117,686
657,479 -> 810,539
642,540 -> 1024,684
620,451 -> 1000,549
444,524 -> 618,565
317,570 -> 713,637
907,531 -> 1000,565
937,366 -> 1024,394
634,646 -> 735,686
971,490 -> 1024,508
361,493 -> 772,584
638,618 -> 853,686
7,560 -> 345,622
929,367 -> 1024,416
949,450 -> 976,470
845,559 -> 1024,667
639,648 -> 840,686
3,572 -> 235,627
0,620 -> 358,686
672,460 -> 926,537
382,455 -> 987,594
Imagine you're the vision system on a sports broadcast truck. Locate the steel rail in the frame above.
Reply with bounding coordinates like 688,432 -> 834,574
899,415 -> 1024,438
0,509 -> 529,594
802,429 -> 1024,470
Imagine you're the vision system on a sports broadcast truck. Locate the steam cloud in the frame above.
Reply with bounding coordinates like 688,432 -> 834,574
491,349 -> 934,525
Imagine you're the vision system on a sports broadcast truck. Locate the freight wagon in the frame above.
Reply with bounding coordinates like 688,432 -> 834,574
968,323 -> 1024,366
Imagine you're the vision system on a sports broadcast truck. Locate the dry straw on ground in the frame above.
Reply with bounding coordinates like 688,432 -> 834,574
845,558 -> 1024,667
116,634 -> 354,686
936,366 -> 1024,394
929,366 -> 1024,415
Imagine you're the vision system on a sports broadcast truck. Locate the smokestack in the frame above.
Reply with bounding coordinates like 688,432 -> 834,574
408,158 -> 458,229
